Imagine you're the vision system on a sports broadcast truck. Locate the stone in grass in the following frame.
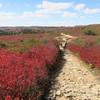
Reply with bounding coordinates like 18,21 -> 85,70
64,94 -> 74,99
56,90 -> 61,96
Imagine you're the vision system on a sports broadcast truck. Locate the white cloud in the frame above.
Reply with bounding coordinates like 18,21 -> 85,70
74,3 -> 100,14
0,3 -> 3,8
0,12 -> 18,26
0,12 -> 17,20
84,8 -> 100,14
74,3 -> 86,11
0,11 -> 49,26
37,0 -> 73,11
62,11 -> 77,18
22,11 -> 45,18
34,9 -> 62,16
21,9 -> 62,19
0,1 -> 99,26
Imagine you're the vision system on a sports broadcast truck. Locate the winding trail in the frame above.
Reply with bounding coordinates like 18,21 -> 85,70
48,50 -> 100,100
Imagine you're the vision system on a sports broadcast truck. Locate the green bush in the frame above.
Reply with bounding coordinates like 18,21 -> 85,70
95,37 -> 100,45
84,30 -> 96,35
0,42 -> 6,48
74,38 -> 85,46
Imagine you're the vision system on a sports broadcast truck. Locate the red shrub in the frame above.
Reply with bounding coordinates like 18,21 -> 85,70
68,43 -> 100,68
67,43 -> 83,53
0,42 -> 59,100
80,46 -> 100,68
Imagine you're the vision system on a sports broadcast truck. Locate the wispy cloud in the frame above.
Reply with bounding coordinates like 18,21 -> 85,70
84,8 -> 100,14
37,0 -> 73,11
0,0 -> 99,26
62,11 -> 77,18
74,3 -> 86,11
0,12 -> 16,20
74,2 -> 100,14
22,11 -> 45,18
0,3 -> 3,8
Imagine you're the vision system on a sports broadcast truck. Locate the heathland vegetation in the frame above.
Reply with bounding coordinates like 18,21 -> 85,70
0,24 -> 100,100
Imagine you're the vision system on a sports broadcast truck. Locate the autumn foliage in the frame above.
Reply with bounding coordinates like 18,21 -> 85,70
68,43 -> 100,68
0,35 -> 60,100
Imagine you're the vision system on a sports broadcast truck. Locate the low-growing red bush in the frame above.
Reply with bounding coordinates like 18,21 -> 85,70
0,42 -> 59,100
80,46 -> 100,68
68,44 -> 100,68
67,43 -> 83,53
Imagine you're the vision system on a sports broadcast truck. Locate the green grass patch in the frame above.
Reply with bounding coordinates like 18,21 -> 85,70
74,38 -> 85,46
0,38 -> 48,52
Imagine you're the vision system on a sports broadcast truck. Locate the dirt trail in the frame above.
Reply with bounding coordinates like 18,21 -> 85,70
47,50 -> 100,100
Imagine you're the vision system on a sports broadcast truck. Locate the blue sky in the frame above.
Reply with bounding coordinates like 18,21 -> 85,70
0,0 -> 100,26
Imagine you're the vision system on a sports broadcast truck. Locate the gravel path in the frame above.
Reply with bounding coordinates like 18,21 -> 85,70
47,51 -> 100,100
